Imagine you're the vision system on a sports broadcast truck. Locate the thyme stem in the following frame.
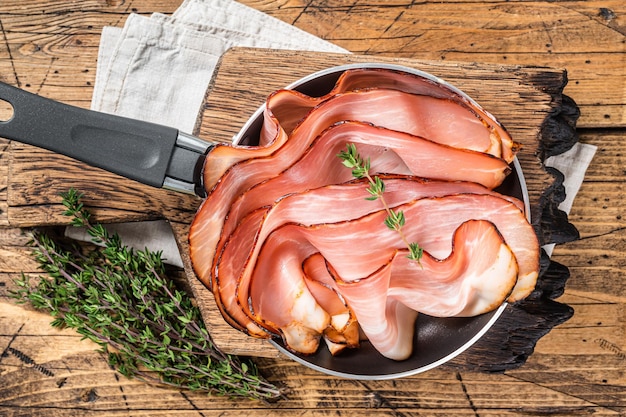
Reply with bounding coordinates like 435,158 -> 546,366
338,143 -> 423,263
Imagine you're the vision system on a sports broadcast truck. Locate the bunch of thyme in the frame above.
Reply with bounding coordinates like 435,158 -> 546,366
338,143 -> 423,262
11,189 -> 282,402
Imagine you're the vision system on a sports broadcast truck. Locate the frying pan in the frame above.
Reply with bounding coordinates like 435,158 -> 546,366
0,63 -> 529,380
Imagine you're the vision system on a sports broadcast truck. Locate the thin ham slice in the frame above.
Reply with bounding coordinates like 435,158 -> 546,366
293,192 -> 537,296
267,89 -> 507,159
333,68 -> 518,163
212,179 -> 537,356
261,67 -> 517,162
327,219 -> 517,360
225,121 -> 510,236
212,178 -> 526,338
386,220 -> 519,317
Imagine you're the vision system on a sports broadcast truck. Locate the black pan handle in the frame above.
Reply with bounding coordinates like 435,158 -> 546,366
0,81 -> 211,194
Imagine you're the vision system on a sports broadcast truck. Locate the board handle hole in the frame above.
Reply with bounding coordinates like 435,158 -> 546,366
0,99 -> 14,122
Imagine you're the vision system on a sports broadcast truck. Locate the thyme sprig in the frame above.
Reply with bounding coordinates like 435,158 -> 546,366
11,189 -> 282,402
338,143 -> 423,262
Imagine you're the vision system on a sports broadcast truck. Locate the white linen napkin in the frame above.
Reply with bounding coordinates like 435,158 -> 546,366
543,142 -> 597,256
72,0 -> 595,267
91,0 -> 346,132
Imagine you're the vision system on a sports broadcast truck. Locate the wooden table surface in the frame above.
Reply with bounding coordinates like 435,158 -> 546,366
0,1 -> 624,416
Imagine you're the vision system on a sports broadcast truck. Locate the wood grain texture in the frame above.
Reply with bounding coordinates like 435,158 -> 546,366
242,0 -> 626,129
0,1 -> 624,416
6,144 -> 200,226
3,47 -> 577,361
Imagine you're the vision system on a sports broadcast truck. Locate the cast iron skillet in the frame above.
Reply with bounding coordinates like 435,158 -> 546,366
0,63 -> 529,380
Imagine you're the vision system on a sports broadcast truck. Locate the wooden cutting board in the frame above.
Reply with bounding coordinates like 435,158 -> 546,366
3,47 -> 578,365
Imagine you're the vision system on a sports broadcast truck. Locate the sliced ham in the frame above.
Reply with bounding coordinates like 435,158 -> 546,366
211,178 -> 526,339
211,179 -> 538,356
200,83 -> 512,192
268,88 -> 507,159
333,68 -> 519,163
191,72 -> 519,286
262,67 -> 517,162
225,121 -> 510,235
187,67 -> 536,360
386,220 -> 519,317
328,219 -> 517,360
293,192 -> 537,296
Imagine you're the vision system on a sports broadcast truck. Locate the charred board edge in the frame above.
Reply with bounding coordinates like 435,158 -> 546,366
447,78 -> 580,372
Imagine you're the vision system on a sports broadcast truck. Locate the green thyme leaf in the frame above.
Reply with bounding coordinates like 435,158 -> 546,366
407,242 -> 424,263
338,143 -> 423,264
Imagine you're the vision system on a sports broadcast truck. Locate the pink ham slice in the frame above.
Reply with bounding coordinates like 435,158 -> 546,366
387,220 -> 519,317
326,219 -> 518,360
261,67 -> 518,161
244,228 -> 327,353
293,192 -> 537,297
333,68 -> 518,163
224,121 -> 510,236
268,89 -> 507,161
213,179 -> 538,357
213,178 -> 525,339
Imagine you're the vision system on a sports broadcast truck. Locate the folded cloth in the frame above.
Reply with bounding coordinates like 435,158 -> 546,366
543,142 -> 597,256
79,0 -> 595,267
91,0 -> 346,132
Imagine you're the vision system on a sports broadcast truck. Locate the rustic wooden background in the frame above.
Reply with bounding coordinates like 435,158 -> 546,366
0,1 -> 624,416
